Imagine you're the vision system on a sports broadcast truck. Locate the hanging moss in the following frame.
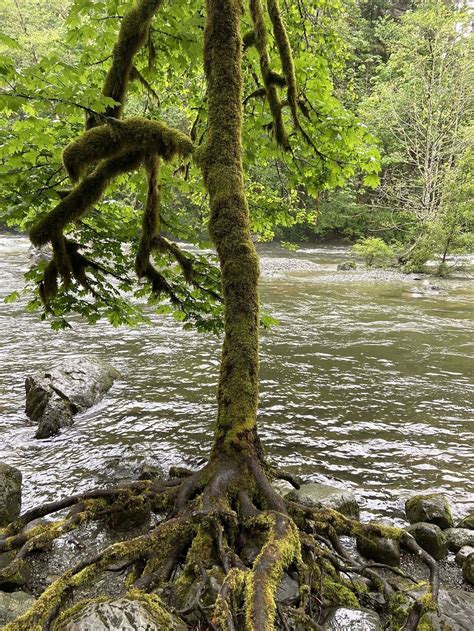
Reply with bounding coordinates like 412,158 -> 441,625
63,118 -> 194,182
249,0 -> 289,149
86,0 -> 165,127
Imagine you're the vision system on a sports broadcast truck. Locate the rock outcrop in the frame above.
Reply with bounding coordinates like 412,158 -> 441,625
25,357 -> 120,439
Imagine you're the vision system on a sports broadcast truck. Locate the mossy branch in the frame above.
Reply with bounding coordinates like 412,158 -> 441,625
86,0 -> 165,126
63,118 -> 194,182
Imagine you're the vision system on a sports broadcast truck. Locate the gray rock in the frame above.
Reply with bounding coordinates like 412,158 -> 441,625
405,522 -> 448,560
288,483 -> 360,519
444,528 -> 474,552
462,552 -> 474,585
455,545 -> 474,567
457,511 -> 474,530
0,590 -> 36,627
276,573 -> 300,605
405,494 -> 453,529
437,588 -> 474,629
0,462 -> 22,526
56,597 -> 185,630
337,261 -> 357,271
322,607 -> 382,630
25,356 -> 120,439
272,479 -> 294,497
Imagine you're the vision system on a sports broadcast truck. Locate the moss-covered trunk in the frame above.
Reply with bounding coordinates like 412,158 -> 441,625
201,0 -> 261,460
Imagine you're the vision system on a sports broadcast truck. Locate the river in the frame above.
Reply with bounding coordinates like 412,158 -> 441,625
0,234 -> 473,523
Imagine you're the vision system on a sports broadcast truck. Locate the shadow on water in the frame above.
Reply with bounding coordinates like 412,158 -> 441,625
0,236 -> 473,522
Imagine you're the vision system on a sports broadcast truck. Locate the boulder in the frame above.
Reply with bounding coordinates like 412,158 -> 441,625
0,591 -> 36,627
444,528 -> 474,552
25,356 -> 120,439
56,597 -> 185,631
322,607 -> 382,630
0,462 -> 22,526
356,528 -> 400,567
462,552 -> 474,585
457,511 -> 474,530
288,483 -> 360,519
437,588 -> 474,629
455,546 -> 474,567
337,261 -> 357,271
405,522 -> 448,560
276,573 -> 300,605
404,494 -> 453,529
0,550 -> 30,586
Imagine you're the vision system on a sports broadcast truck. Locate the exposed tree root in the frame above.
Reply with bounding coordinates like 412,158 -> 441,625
1,459 -> 440,631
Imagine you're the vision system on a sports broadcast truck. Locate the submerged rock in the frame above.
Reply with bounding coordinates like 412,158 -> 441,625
288,483 -> 360,519
444,528 -> 474,552
337,261 -> 357,271
25,356 -> 120,439
322,607 -> 382,630
56,597 -> 185,631
405,522 -> 448,560
0,590 -> 36,627
0,462 -> 22,526
405,494 -> 453,529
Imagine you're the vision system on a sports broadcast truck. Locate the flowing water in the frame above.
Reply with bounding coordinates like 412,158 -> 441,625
0,234 -> 473,522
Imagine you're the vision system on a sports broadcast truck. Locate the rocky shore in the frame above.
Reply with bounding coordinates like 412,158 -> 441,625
1,462 -> 473,629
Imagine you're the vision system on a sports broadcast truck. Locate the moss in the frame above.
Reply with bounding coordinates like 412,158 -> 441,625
51,596 -> 110,630
321,575 -> 359,608
30,152 -> 143,248
202,0 -> 262,459
244,513 -> 301,630
127,588 -> 183,629
63,118 -> 194,182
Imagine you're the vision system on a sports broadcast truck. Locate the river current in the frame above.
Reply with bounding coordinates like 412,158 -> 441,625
0,235 -> 473,522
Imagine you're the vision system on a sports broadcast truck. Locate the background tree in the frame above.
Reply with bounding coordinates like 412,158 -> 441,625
0,1 -> 443,629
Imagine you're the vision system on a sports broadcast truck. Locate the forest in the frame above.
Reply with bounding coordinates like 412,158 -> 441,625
0,1 -> 473,630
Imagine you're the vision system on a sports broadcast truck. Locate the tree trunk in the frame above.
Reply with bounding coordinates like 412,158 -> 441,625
201,0 -> 262,461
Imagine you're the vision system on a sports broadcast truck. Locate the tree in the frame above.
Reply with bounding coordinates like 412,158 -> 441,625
0,1 -> 439,629
363,0 -> 473,271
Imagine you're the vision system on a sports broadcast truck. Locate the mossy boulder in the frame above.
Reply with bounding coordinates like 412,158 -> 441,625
462,552 -> 474,585
288,483 -> 360,519
0,591 -> 36,627
405,522 -> 448,560
457,511 -> 474,530
444,528 -> 474,552
0,550 -> 30,587
0,462 -> 22,526
405,494 -> 453,529
25,356 -> 120,439
356,530 -> 400,567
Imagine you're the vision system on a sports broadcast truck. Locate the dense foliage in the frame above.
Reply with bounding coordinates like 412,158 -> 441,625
0,0 -> 380,330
